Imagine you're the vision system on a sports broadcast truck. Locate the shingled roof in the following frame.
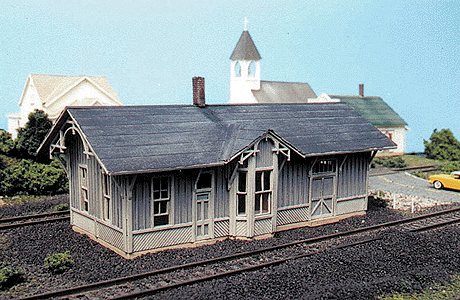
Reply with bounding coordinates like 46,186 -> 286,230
252,81 -> 317,103
230,30 -> 262,61
39,103 -> 396,175
329,95 -> 408,127
21,74 -> 121,106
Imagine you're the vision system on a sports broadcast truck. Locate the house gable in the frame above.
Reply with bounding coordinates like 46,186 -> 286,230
44,78 -> 122,117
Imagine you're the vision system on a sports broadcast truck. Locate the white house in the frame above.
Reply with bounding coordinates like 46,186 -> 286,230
7,74 -> 123,139
309,89 -> 408,156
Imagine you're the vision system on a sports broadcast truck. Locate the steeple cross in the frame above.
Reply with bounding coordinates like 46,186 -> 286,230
244,17 -> 249,31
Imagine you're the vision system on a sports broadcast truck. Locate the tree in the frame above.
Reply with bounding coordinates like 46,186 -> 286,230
0,130 -> 14,155
15,110 -> 53,159
424,128 -> 460,161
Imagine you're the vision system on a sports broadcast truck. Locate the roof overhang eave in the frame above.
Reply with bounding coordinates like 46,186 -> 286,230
109,162 -> 226,176
301,146 -> 397,158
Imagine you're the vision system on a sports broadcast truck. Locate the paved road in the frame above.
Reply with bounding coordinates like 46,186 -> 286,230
369,171 -> 460,203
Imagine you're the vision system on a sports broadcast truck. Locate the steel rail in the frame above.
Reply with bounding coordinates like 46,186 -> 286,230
408,215 -> 460,233
0,211 -> 70,230
19,206 -> 460,300
369,165 -> 440,177
113,236 -> 383,300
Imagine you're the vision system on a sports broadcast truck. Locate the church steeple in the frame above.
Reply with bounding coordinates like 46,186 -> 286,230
230,24 -> 261,61
229,18 -> 261,104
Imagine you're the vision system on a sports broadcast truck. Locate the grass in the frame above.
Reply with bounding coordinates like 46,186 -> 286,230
400,154 -> 444,168
380,275 -> 460,299
374,155 -> 457,180
0,195 -> 48,206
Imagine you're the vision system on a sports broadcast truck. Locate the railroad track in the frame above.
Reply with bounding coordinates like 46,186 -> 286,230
0,211 -> 70,230
20,206 -> 460,300
370,165 -> 441,177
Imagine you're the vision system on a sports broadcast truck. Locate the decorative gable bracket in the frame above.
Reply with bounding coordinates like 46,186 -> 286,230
49,119 -> 95,172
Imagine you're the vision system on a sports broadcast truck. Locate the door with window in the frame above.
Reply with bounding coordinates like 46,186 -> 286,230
195,172 -> 213,240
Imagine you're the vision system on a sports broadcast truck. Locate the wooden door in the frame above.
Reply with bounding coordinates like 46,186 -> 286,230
196,192 -> 210,240
195,171 -> 213,241
311,176 -> 335,219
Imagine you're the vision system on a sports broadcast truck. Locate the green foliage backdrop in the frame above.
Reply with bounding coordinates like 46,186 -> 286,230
0,110 -> 68,196
424,129 -> 460,161
15,110 -> 52,159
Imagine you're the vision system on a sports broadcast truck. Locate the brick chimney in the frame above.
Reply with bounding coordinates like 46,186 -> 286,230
359,83 -> 364,97
192,77 -> 206,107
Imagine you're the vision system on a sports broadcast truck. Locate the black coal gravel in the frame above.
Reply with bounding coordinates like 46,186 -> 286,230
1,196 -> 459,299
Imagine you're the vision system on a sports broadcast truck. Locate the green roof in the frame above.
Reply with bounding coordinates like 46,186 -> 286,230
330,95 -> 407,127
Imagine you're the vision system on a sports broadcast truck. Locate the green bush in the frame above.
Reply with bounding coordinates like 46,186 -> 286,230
424,128 -> 460,161
373,156 -> 407,169
0,131 -> 14,156
44,251 -> 74,274
0,265 -> 25,289
54,203 -> 69,212
15,110 -> 52,159
442,161 -> 460,173
0,158 -> 68,196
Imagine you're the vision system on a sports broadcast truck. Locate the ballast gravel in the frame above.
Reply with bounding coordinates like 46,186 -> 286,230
1,196 -> 460,299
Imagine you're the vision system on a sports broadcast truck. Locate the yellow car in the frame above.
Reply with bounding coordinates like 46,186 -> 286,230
429,171 -> 460,190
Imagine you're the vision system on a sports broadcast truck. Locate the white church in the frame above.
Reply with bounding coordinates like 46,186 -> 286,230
228,20 -> 407,156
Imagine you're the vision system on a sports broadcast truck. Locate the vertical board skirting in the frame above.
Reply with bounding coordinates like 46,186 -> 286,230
133,226 -> 192,252
236,220 -> 247,237
336,197 -> 366,215
96,222 -> 124,250
276,206 -> 310,226
72,211 -> 95,235
254,218 -> 272,236
214,219 -> 229,238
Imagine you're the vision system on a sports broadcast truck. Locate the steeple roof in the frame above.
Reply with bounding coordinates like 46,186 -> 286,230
230,30 -> 262,61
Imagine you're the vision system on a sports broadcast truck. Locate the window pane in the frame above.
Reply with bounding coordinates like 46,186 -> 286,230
153,190 -> 160,200
204,201 -> 208,220
197,173 -> 212,190
104,197 -> 110,220
238,194 -> 246,215
313,160 -> 336,174
238,172 -> 247,192
160,190 -> 168,199
154,202 -> 159,215
255,172 -> 262,192
160,178 -> 168,190
160,201 -> 168,214
262,193 -> 270,213
154,215 -> 168,226
204,224 -> 208,235
255,194 -> 261,212
263,171 -> 271,191
197,202 -> 202,221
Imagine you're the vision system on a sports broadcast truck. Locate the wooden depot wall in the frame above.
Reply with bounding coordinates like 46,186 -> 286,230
63,130 -> 372,257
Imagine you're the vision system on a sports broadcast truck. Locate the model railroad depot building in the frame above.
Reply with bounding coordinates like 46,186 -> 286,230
38,77 -> 395,258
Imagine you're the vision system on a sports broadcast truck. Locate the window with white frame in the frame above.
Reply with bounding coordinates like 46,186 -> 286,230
152,177 -> 170,226
312,159 -> 336,174
102,173 -> 111,221
237,171 -> 247,215
255,170 -> 271,214
79,164 -> 89,212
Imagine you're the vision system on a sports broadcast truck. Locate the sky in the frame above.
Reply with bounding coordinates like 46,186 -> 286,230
1,0 -> 459,153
